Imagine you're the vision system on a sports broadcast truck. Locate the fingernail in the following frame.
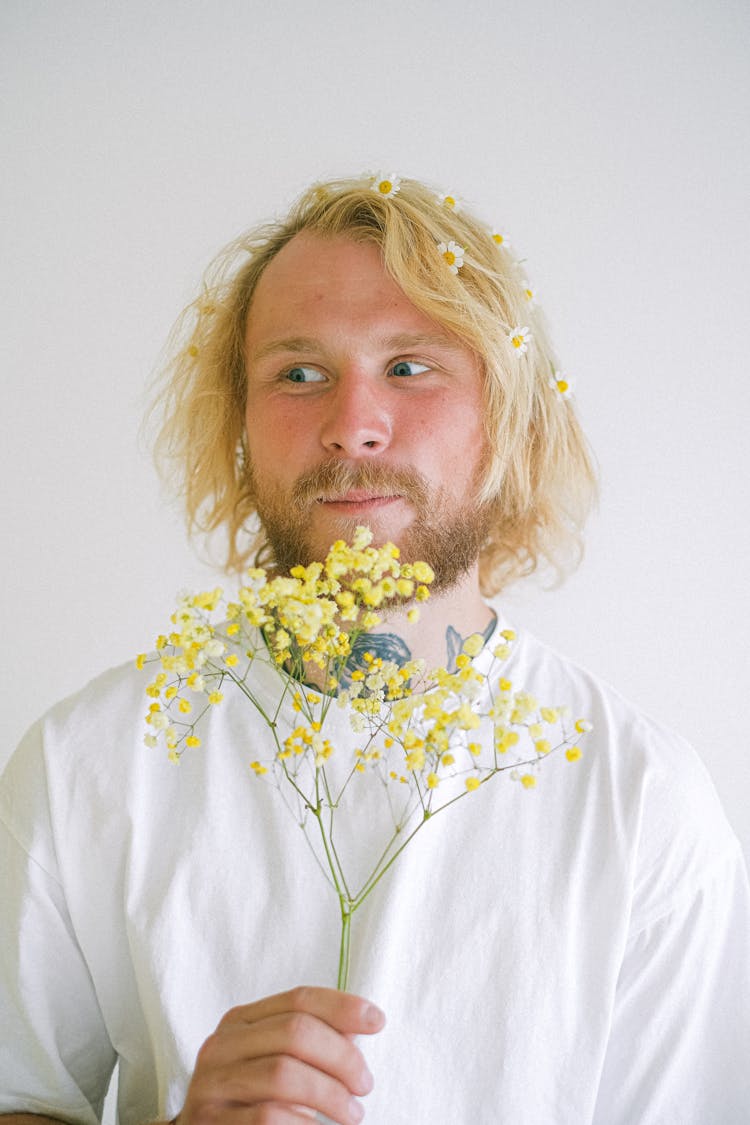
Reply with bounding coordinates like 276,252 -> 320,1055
363,1002 -> 385,1029
349,1096 -> 365,1122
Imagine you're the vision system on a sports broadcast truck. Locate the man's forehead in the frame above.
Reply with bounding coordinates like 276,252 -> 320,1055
245,231 -> 443,344
252,231 -> 386,297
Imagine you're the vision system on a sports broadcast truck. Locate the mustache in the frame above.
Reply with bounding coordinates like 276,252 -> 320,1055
291,461 -> 430,509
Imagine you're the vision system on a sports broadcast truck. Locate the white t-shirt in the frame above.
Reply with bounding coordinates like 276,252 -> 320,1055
1,618 -> 749,1124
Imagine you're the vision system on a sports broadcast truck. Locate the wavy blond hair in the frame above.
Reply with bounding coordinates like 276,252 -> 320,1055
152,175 -> 597,595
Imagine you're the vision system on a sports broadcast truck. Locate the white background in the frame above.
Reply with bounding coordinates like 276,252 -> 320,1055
2,3 -> 749,1104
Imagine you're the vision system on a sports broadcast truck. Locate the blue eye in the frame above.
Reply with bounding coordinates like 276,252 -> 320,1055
285,365 -> 325,383
390,360 -> 429,377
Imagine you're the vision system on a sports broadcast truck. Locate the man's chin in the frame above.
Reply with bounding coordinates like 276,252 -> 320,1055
312,502 -> 412,546
259,500 -> 489,594
282,512 -> 414,572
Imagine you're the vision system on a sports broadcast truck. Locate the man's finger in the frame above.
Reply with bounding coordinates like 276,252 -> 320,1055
221,986 -> 385,1037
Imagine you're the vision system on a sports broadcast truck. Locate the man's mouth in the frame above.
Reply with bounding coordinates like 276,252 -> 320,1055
318,491 -> 402,509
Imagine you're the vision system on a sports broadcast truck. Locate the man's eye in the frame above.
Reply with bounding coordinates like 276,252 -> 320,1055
390,361 -> 430,377
285,366 -> 325,384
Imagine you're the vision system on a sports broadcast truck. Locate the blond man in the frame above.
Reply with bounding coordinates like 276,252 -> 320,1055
2,176 -> 748,1124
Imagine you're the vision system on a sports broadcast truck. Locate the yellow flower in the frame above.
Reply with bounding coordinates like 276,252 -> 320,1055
208,691 -> 224,705
566,745 -> 582,762
462,633 -> 484,658
352,525 -> 373,549
465,776 -> 481,791
404,746 -> 426,771
178,698 -> 192,714
185,735 -> 201,748
456,703 -> 480,730
575,718 -> 593,734
520,774 -> 537,789
250,760 -> 267,776
495,729 -> 520,754
426,772 -> 439,790
224,653 -> 239,667
135,654 -> 147,671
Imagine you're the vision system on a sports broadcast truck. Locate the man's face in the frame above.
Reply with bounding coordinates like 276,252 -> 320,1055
243,232 -> 491,587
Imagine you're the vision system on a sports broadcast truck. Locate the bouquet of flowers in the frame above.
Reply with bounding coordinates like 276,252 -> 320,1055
138,527 -> 590,989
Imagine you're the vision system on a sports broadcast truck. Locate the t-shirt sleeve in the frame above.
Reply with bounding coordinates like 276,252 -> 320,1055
0,726 -> 117,1121
591,717 -> 750,1124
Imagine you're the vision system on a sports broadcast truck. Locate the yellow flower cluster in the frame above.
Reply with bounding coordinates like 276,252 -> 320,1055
137,527 -> 436,762
334,626 -> 588,804
137,528 -> 592,989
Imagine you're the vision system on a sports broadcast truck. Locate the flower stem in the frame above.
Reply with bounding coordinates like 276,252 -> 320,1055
337,900 -> 353,991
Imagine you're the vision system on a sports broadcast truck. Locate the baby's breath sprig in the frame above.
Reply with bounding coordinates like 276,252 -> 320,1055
138,526 -> 591,989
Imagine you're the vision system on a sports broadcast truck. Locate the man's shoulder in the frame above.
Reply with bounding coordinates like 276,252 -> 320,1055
507,618 -> 690,761
503,617 -> 744,925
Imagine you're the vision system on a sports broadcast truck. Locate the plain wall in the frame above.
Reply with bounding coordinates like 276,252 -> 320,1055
2,0 -> 749,1050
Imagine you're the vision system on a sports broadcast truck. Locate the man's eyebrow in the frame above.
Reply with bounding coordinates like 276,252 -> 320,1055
380,332 -> 465,352
247,332 -> 464,364
247,336 -> 323,363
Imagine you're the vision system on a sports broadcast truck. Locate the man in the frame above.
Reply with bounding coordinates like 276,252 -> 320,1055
2,175 -> 749,1124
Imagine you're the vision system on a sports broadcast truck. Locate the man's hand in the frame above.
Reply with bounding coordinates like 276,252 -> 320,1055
176,986 -> 385,1125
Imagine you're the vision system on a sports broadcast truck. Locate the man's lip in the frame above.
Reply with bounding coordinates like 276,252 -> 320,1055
318,492 -> 402,506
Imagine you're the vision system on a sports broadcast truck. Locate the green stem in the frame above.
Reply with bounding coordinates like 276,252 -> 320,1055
337,899 -> 353,991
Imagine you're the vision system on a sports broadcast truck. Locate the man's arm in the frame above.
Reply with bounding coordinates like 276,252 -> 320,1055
592,840 -> 750,1123
0,1118 -> 69,1125
1,987 -> 384,1125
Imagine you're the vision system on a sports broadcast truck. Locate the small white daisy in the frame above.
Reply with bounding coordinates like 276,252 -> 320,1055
548,372 -> 575,398
438,191 -> 461,211
437,240 -> 465,274
508,325 -> 532,355
491,229 -> 509,248
371,172 -> 401,197
521,279 -> 538,307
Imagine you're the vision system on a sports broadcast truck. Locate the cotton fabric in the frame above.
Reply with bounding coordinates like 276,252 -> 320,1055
2,618 -> 749,1124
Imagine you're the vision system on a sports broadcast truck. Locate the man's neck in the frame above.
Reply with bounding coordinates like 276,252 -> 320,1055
344,565 -> 496,682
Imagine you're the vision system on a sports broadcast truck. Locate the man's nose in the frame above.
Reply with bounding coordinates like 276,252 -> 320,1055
319,372 -> 392,456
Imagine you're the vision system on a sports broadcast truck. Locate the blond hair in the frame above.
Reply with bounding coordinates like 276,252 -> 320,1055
152,175 -> 597,594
